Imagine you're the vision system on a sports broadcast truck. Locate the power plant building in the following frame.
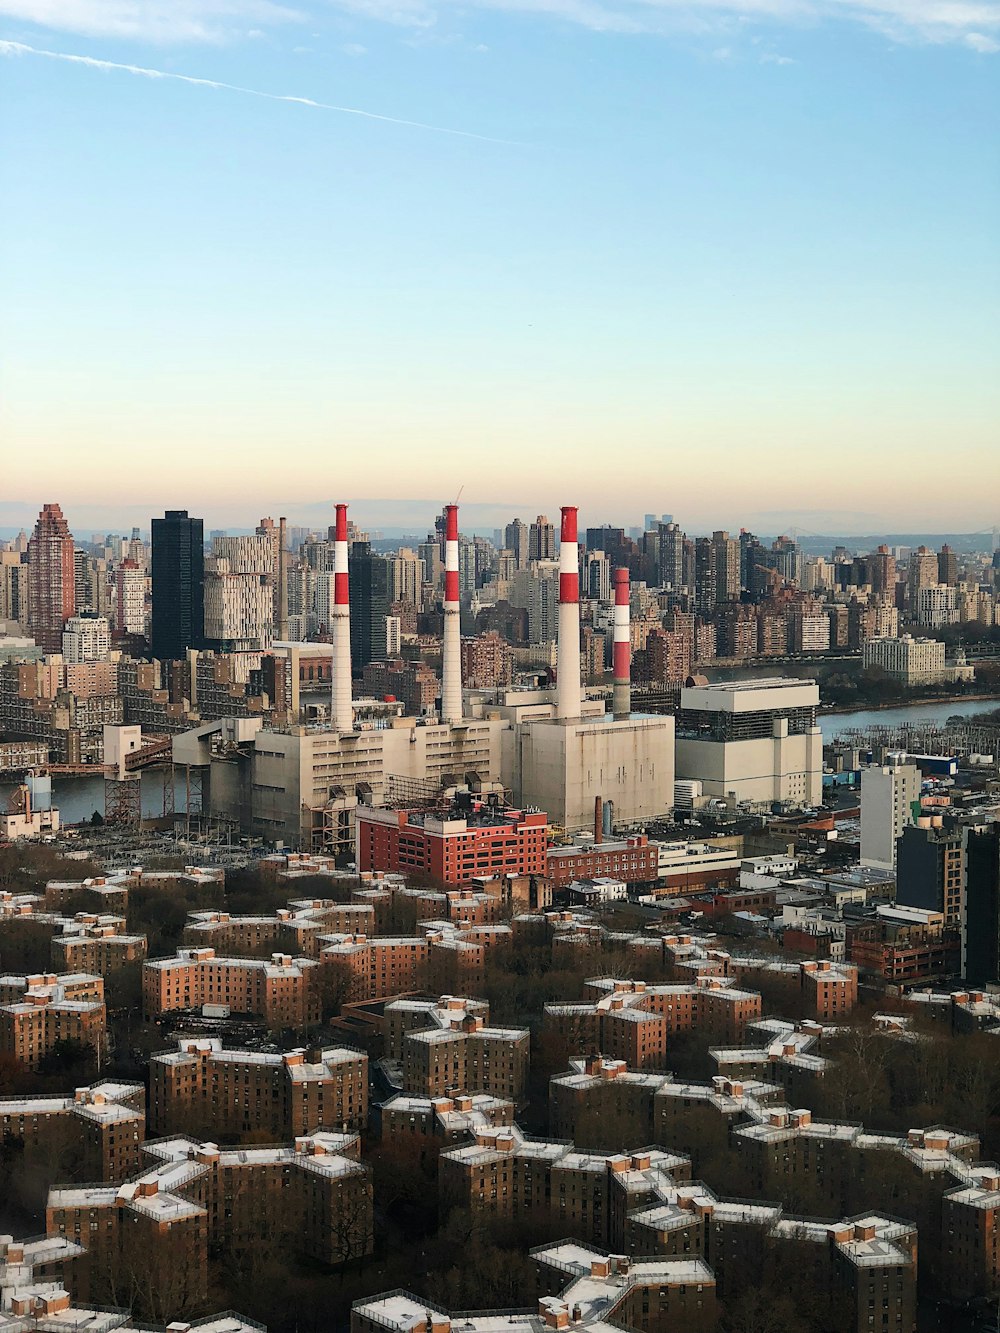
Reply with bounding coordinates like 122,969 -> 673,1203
674,678 -> 822,808
173,502 -> 675,848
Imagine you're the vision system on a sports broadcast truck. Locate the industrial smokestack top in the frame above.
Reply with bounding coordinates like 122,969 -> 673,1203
330,503 -> 354,733
557,505 -> 582,721
441,502 -> 463,724
613,566 -> 631,720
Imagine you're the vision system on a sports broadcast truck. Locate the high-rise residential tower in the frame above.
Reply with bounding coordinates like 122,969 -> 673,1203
528,515 -> 555,563
151,510 -> 204,662
27,503 -> 76,652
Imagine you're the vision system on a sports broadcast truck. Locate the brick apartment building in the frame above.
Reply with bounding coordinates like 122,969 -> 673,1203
0,1080 -> 144,1183
148,1037 -> 369,1138
182,899 -> 376,958
353,1245 -> 718,1333
46,1131 -> 372,1305
51,914 -> 148,974
386,995 -> 530,1103
543,976 -> 763,1070
438,1125 -> 690,1250
141,949 -> 320,1026
0,972 -> 106,1070
357,803 -> 548,887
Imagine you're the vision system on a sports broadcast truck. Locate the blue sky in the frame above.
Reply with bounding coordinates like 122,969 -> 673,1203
1,0 -> 998,535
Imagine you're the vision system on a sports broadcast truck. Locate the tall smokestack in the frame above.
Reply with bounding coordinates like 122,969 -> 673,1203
612,567 -> 631,719
557,506 -> 582,721
277,516 -> 289,641
331,504 -> 353,733
441,503 -> 463,724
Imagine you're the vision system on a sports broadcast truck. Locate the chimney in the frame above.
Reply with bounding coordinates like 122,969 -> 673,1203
441,503 -> 463,723
331,503 -> 354,733
557,505 -> 581,720
594,795 -> 603,844
277,516 -> 289,641
612,567 -> 631,718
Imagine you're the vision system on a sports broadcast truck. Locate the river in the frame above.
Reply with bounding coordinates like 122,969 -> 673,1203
819,697 -> 1000,741
0,769 -> 183,827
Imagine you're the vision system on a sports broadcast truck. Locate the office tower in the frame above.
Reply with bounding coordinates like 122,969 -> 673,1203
348,541 -> 391,671
62,614 -> 111,663
738,530 -> 766,600
74,548 -> 93,611
586,551 -> 611,602
895,821 -> 964,925
115,558 -> 145,636
657,522 -> 685,591
504,519 -> 529,570
770,535 -> 802,586
937,544 -> 958,587
27,503 -> 76,652
151,510 -> 204,661
529,515 -> 555,562
860,757 -> 921,871
419,538 -> 443,593
964,823 -> 1000,985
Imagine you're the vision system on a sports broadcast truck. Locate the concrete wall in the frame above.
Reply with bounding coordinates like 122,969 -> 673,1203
515,713 -> 675,832
675,724 -> 822,807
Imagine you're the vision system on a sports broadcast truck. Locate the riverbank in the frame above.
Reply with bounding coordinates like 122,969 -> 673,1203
820,692 -> 1000,719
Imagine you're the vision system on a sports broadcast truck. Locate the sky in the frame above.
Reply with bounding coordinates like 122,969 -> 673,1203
1,0 -> 998,537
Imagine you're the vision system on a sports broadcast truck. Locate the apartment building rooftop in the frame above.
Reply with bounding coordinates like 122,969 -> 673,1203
0,1081 -> 142,1125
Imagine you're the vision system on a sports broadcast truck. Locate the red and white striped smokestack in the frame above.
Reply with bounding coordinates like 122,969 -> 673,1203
331,503 -> 354,733
613,567 -> 631,719
557,506 -> 582,721
441,503 -> 463,724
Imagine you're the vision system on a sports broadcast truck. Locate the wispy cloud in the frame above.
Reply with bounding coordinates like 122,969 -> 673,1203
0,0 -> 303,42
0,37 -> 518,141
1,0 -> 995,49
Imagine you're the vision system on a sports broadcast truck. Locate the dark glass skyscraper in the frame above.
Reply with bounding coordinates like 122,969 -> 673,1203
151,509 -> 204,661
348,541 -> 391,672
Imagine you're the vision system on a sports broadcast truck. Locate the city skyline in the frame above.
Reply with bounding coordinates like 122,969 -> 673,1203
2,1 -> 998,525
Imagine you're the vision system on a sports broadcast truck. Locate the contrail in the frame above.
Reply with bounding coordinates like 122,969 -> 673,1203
0,38 -> 517,144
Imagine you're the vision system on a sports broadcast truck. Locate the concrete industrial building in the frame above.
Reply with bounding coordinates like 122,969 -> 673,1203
674,678 -> 823,808
494,512 -> 675,833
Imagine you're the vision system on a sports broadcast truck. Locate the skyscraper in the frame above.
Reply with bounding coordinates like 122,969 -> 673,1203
151,510 -> 204,661
528,515 -> 555,563
504,519 -> 529,570
657,522 -> 685,591
348,541 -> 392,671
27,503 -> 75,652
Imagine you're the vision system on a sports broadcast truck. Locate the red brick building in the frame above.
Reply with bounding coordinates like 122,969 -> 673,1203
547,835 -> 659,890
357,803 -> 548,887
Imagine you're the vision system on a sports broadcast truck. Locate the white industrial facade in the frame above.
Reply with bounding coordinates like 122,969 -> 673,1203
674,678 -> 822,808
